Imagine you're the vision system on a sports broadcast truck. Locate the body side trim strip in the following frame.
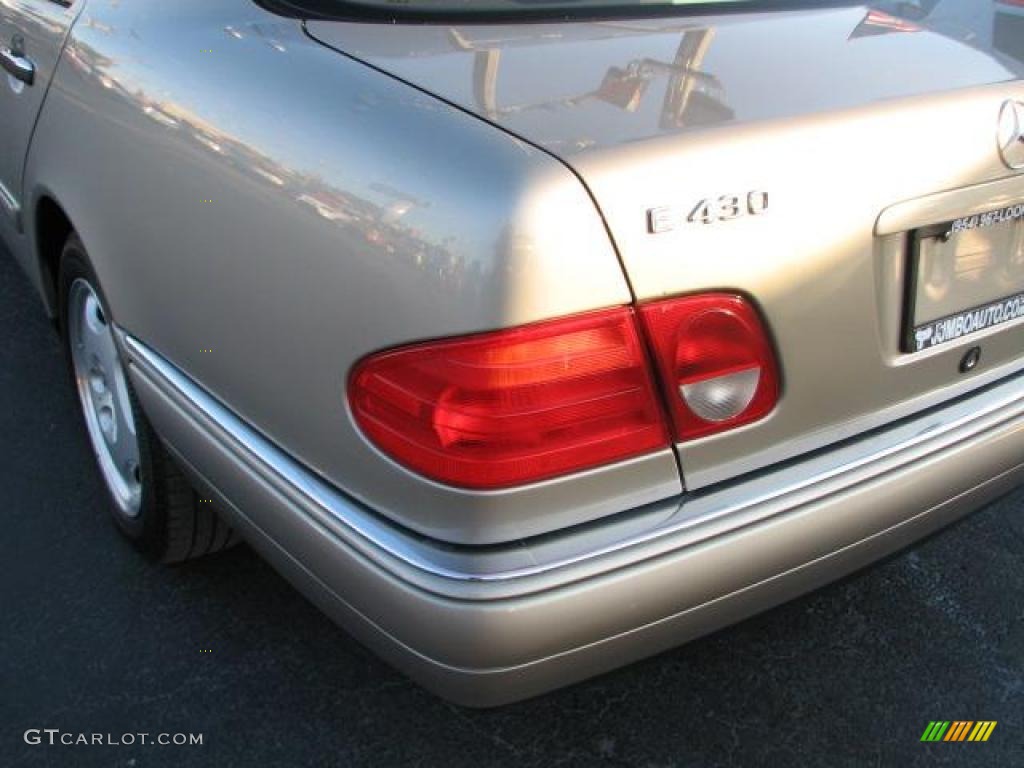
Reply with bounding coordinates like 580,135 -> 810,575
0,182 -> 22,233
122,332 -> 1024,588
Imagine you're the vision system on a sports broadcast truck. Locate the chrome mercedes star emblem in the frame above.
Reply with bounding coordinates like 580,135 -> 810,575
998,100 -> 1024,170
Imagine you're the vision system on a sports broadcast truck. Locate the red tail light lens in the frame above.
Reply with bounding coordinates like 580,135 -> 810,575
348,309 -> 670,490
638,294 -> 779,441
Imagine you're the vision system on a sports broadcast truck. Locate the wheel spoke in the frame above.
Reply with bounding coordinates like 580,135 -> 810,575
82,295 -> 107,343
111,391 -> 139,472
95,330 -> 121,383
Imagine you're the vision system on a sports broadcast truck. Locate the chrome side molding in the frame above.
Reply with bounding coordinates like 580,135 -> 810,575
0,181 -> 22,233
122,332 -> 1024,596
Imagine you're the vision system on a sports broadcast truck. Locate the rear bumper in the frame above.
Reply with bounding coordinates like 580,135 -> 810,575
123,334 -> 1024,707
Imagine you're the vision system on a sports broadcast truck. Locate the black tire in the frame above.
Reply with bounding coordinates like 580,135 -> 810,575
58,232 -> 239,563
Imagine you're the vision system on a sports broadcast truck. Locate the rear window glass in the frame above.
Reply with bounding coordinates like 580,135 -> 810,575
268,0 -> 859,22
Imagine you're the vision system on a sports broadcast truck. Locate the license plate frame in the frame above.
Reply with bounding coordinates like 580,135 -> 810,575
902,204 -> 1024,353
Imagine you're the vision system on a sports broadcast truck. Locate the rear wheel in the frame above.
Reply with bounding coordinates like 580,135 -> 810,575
59,233 -> 238,562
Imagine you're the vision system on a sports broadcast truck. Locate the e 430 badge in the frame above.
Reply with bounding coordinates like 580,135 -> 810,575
647,191 -> 769,234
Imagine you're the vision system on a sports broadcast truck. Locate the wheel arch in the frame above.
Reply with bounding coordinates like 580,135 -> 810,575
33,191 -> 74,321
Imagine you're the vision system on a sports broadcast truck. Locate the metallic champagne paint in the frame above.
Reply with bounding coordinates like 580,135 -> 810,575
2,0 -> 1023,703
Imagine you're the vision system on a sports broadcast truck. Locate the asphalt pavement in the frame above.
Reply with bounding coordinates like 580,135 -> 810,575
1,244 -> 1022,768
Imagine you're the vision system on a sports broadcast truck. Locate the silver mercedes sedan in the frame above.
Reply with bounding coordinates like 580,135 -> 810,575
2,0 -> 1022,706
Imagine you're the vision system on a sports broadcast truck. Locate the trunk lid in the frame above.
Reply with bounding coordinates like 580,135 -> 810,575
308,4 -> 1024,489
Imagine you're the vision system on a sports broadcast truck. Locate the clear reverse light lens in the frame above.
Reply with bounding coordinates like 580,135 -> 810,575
680,368 -> 760,423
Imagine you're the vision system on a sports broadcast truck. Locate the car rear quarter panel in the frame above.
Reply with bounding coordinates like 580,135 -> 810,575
24,0 -> 682,544
308,7 -> 1024,492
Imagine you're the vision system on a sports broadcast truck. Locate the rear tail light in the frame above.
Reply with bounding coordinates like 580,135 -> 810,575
349,295 -> 779,489
348,308 -> 670,490
638,294 -> 779,441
